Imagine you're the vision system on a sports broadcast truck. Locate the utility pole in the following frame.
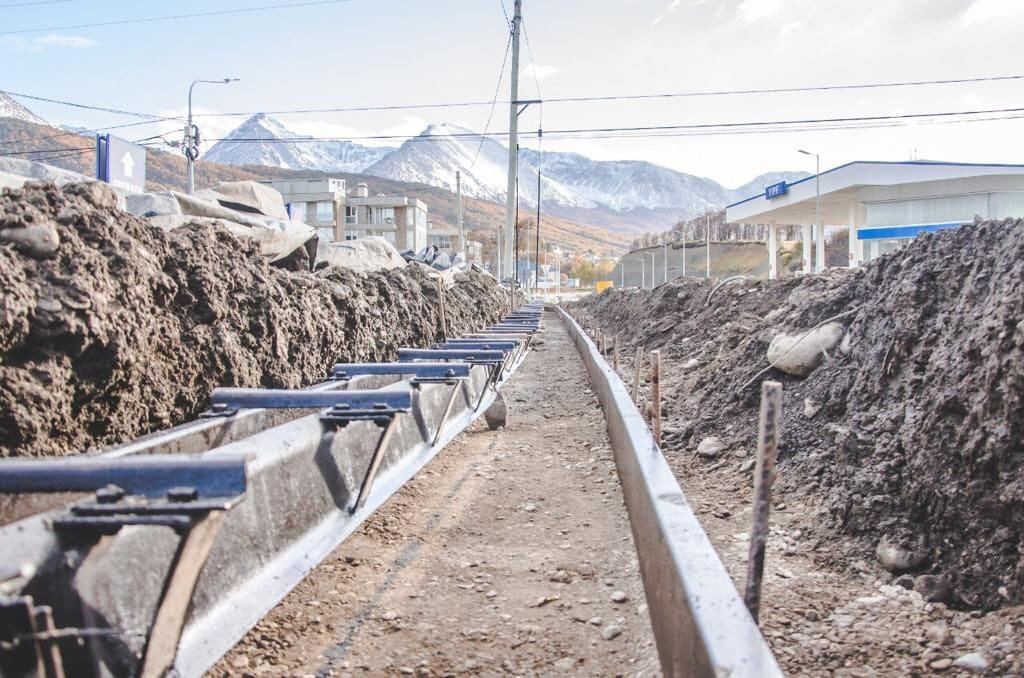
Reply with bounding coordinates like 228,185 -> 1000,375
502,0 -> 523,282
535,169 -> 541,292
456,170 -> 464,255
185,78 -> 238,194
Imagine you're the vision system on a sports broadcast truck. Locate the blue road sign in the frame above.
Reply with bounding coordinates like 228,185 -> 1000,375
765,181 -> 788,200
96,134 -> 147,194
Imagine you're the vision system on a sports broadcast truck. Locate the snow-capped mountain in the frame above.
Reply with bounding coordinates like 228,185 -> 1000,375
364,123 -> 591,208
519,148 -> 726,213
0,92 -> 47,125
206,115 -> 805,220
203,114 -> 392,172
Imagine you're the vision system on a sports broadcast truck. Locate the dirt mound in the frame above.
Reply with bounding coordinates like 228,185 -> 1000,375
0,181 -> 507,458
570,219 -> 1024,610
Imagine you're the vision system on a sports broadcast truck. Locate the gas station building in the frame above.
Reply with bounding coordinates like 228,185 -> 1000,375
726,161 -> 1024,278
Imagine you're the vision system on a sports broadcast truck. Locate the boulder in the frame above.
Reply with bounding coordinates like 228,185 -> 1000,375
484,392 -> 508,430
876,535 -> 928,573
766,322 -> 845,377
696,436 -> 725,457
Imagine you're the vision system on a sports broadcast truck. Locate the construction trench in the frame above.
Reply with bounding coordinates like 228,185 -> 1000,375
0,179 -> 1022,677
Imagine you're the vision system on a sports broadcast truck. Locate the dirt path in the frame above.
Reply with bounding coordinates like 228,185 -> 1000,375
212,312 -> 661,677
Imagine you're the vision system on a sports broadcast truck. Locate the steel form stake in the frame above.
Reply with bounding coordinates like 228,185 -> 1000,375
632,347 -> 643,402
650,350 -> 662,445
744,380 -> 783,621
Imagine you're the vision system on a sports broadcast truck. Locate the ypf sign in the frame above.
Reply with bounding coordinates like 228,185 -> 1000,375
96,134 -> 147,194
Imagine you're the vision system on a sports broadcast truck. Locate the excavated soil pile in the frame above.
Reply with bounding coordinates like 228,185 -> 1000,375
0,181 -> 508,458
570,219 -> 1024,611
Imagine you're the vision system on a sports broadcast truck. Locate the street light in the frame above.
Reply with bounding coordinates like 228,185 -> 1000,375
186,78 -> 240,194
798,149 -> 821,274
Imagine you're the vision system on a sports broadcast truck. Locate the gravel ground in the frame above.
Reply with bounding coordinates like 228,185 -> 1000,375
211,312 -> 661,677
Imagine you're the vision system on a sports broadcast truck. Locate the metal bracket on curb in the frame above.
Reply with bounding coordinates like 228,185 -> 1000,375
0,456 -> 247,678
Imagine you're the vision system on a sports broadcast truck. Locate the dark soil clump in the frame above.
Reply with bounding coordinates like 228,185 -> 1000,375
570,219 -> 1024,610
0,181 -> 507,458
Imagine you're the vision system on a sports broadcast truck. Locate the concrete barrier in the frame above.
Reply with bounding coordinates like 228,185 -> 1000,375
555,306 -> 782,678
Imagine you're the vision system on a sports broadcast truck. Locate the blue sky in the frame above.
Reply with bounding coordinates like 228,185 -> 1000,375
4,0 -> 1024,186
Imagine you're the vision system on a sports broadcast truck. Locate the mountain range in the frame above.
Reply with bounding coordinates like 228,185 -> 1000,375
204,115 -> 806,232
203,113 -> 393,173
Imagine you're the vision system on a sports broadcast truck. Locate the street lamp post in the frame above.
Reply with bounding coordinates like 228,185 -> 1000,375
799,149 -> 821,273
186,78 -> 239,194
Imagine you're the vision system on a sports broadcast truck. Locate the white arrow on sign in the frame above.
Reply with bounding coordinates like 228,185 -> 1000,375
121,151 -> 135,179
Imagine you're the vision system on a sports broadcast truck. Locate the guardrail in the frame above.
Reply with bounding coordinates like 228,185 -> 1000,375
555,307 -> 782,678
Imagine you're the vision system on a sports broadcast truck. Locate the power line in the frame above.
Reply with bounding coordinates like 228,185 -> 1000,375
542,74 -> 1024,104
201,105 -> 1024,144
0,0 -> 350,35
520,16 -> 542,101
470,27 -> 514,172
0,0 -> 71,8
0,118 -> 175,147
0,89 -> 177,121
29,148 -> 94,163
0,145 -> 92,157
189,73 -> 1024,119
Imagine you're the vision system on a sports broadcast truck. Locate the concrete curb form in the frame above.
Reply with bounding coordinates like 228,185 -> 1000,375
555,306 -> 783,678
0,341 -> 532,677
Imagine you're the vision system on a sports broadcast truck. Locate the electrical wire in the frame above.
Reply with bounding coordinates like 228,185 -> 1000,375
188,73 -> 1024,119
0,145 -> 91,157
0,0 -> 351,35
0,118 -> 177,147
0,89 -> 178,121
0,0 -> 71,8
520,16 -> 542,101
470,27 -> 513,172
199,105 -> 1024,144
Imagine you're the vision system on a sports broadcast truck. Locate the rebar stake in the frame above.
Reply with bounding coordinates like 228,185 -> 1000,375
744,380 -> 783,622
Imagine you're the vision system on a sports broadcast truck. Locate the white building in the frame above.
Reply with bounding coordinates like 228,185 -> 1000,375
346,183 -> 429,252
262,178 -> 430,252
260,177 -> 346,244
726,161 -> 1024,278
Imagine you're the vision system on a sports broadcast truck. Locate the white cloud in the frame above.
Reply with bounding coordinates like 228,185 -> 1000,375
1,33 -> 96,52
961,0 -> 1024,25
34,34 -> 96,49
736,0 -> 786,23
520,64 -> 560,82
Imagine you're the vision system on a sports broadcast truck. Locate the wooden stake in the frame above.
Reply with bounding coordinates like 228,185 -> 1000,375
613,337 -> 620,371
436,278 -> 448,342
650,350 -> 662,445
632,347 -> 643,401
744,380 -> 783,622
